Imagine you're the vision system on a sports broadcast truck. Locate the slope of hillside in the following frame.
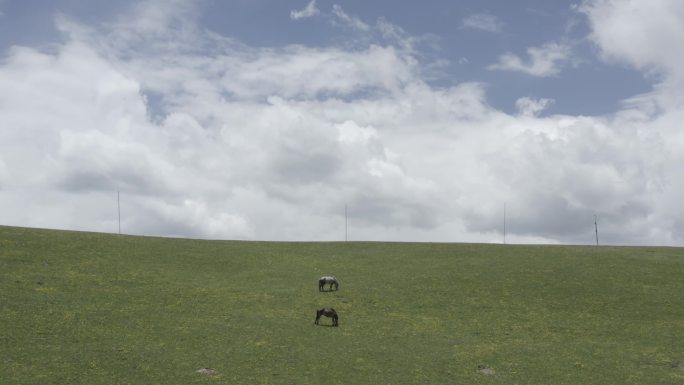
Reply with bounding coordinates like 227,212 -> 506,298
1,225 -> 683,384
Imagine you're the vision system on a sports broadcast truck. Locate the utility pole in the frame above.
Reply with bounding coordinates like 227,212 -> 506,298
345,204 -> 348,242
118,191 -> 121,235
594,214 -> 599,246
503,202 -> 507,245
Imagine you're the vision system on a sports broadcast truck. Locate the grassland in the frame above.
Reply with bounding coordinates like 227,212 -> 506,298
1,225 -> 683,384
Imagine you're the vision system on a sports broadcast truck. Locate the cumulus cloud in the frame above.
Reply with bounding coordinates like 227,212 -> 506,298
488,42 -> 571,77
579,0 -> 684,80
479,114 -> 666,243
461,13 -> 503,33
577,0 -> 684,244
0,12 -> 432,241
290,0 -> 319,20
1,0 -> 684,245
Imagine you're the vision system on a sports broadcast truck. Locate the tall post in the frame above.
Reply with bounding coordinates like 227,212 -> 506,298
503,202 -> 507,245
345,204 -> 348,242
118,191 -> 121,235
594,214 -> 599,246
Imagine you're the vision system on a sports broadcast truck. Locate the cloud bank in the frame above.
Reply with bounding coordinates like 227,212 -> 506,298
0,0 -> 683,245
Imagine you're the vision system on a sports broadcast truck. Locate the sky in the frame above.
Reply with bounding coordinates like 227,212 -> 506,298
0,0 -> 683,245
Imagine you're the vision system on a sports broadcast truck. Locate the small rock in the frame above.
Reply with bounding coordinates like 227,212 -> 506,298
478,365 -> 495,375
197,368 -> 218,376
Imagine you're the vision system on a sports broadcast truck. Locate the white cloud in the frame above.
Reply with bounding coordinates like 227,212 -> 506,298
332,4 -> 370,31
2,0 -> 684,245
515,97 -> 554,117
461,13 -> 503,33
290,5 -> 429,57
290,0 -> 319,20
216,45 -> 418,99
579,0 -> 684,81
488,42 -> 571,77
113,0 -> 199,37
577,0 -> 684,245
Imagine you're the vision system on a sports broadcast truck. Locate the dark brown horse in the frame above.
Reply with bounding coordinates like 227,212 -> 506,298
314,307 -> 338,326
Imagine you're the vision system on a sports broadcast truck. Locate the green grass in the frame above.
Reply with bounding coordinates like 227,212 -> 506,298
1,225 -> 683,384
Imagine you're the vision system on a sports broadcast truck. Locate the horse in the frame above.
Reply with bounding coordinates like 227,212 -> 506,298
318,276 -> 339,291
314,307 -> 339,326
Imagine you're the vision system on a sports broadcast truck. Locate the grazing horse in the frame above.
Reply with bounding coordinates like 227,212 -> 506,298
314,308 -> 338,326
318,276 -> 339,291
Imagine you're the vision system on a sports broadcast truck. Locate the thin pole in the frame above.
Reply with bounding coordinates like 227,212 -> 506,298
118,191 -> 121,235
345,204 -> 348,242
503,202 -> 506,245
594,214 -> 599,246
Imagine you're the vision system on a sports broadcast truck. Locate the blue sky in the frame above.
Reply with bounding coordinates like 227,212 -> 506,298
216,0 -> 652,115
0,0 -> 651,115
1,0 -> 683,245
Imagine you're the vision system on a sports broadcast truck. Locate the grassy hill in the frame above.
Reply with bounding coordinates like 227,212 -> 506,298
1,225 -> 683,384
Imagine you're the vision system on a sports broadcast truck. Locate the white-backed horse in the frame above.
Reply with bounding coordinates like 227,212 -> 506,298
318,276 -> 339,291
